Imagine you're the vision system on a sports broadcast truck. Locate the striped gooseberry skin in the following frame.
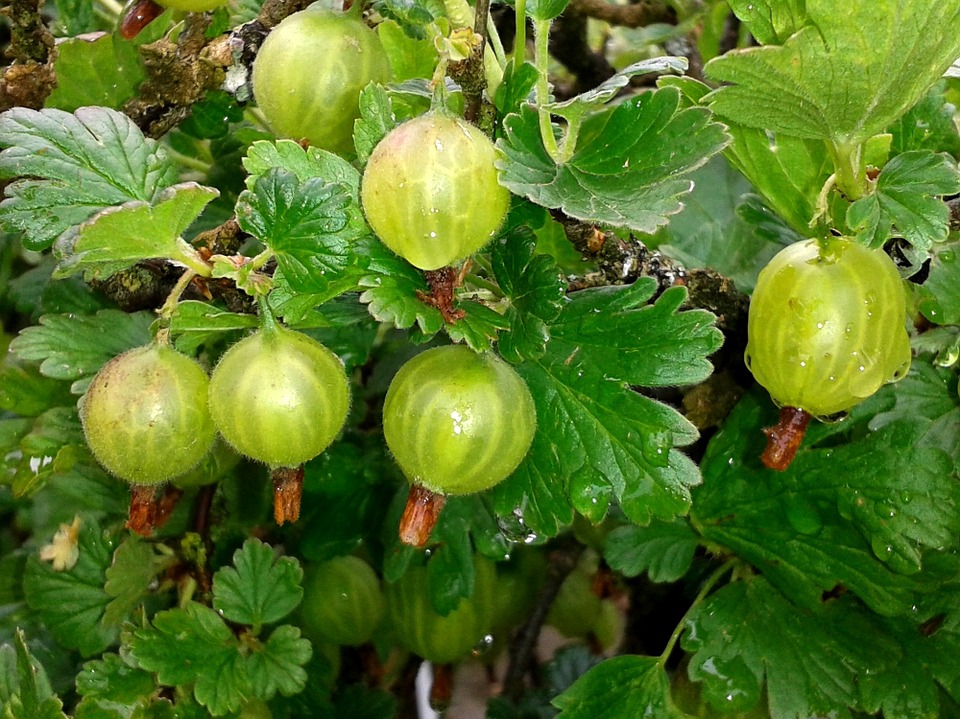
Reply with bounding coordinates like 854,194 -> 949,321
360,113 -> 511,270
386,556 -> 496,664
382,345 -> 536,496
252,8 -> 391,154
745,237 -> 911,418
207,326 -> 350,468
300,555 -> 385,647
80,344 -> 216,485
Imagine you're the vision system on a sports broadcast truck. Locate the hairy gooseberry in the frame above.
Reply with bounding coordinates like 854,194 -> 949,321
208,321 -> 350,522
80,344 -> 216,485
360,113 -> 511,271
382,345 -> 536,546
252,6 -> 391,154
208,324 -> 350,469
299,555 -> 385,647
385,555 -> 496,665
745,237 -> 911,468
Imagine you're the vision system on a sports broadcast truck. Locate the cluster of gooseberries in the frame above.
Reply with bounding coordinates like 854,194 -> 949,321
97,0 -> 535,542
80,313 -> 352,531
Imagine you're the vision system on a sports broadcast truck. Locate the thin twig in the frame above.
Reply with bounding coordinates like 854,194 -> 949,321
501,538 -> 583,701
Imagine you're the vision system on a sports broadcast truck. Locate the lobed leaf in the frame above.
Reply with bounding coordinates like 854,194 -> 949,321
705,1 -> 960,146
103,536 -> 176,627
494,281 -> 722,535
22,516 -> 118,656
0,107 -> 178,251
847,151 -> 960,250
728,0 -> 808,45
236,168 -> 357,294
8,310 -> 154,393
44,33 -> 144,112
489,227 -> 565,363
604,519 -> 699,583
54,183 -> 218,279
212,538 -> 305,626
497,89 -> 729,233
553,655 -> 691,718
682,575 -> 900,719
692,383 -> 960,615
354,83 -> 398,165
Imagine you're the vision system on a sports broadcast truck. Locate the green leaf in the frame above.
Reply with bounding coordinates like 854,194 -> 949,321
0,357 -> 73,417
332,684 -> 398,719
526,0 -> 569,22
168,300 -> 260,354
662,75 -> 835,237
682,576 -> 901,718
919,247 -> 960,325
692,386 -> 960,615
353,83 -> 398,165
55,183 -> 218,279
103,537 -> 176,627
53,0 -> 96,34
0,107 -> 178,251
45,32 -> 145,112
378,20 -> 437,83
496,88 -> 729,233
179,91 -> 245,140
704,1 -> 960,145
653,156 -> 794,293
846,151 -> 960,250
444,302 -> 511,352
236,169 -> 357,294
494,281 -> 722,536
489,227 -> 565,363
357,238 -> 444,336
243,140 -> 362,201
129,601 -> 251,716
8,310 -> 154,393
546,58 -> 687,126
494,61 -> 540,116
212,538 -> 304,626
245,625 -> 312,699
2,630 -> 68,719
604,519 -> 699,583
75,653 -> 156,704
373,0 -> 436,39
728,0 -> 808,45
891,83 -> 960,157
553,655 -> 691,718
22,516 -> 118,656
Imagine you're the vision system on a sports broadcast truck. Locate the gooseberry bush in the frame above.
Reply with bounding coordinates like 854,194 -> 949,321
4,0 -> 960,717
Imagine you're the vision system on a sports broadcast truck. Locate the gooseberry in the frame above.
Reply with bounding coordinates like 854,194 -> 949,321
360,113 -> 511,271
299,555 -> 385,647
80,344 -> 216,485
252,7 -> 391,154
207,324 -> 351,469
385,555 -> 496,665
383,345 -> 536,546
745,237 -> 911,468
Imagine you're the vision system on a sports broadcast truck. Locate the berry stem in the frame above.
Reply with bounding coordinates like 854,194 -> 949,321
761,406 -> 812,471
429,663 -> 454,712
272,465 -> 304,525
398,484 -> 447,548
119,0 -> 163,39
127,484 -> 159,537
